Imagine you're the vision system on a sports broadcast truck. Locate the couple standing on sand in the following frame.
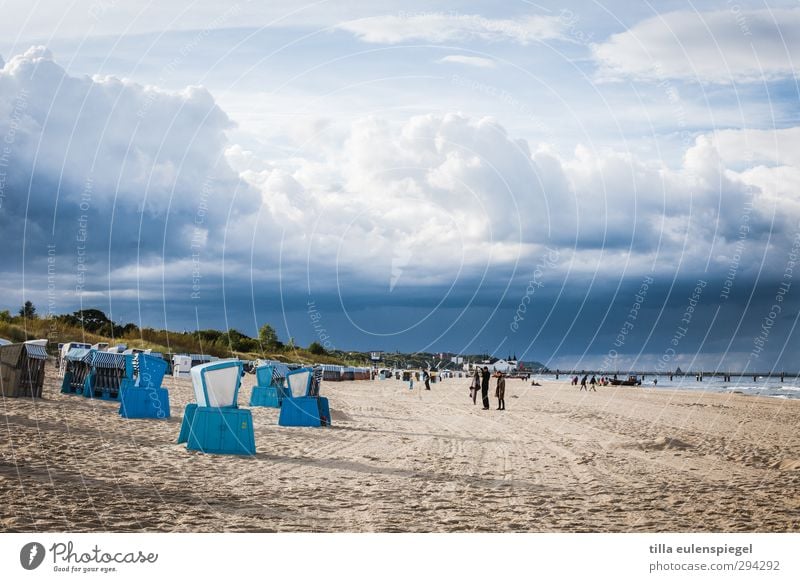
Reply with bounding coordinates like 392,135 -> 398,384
579,374 -> 597,391
469,367 -> 506,410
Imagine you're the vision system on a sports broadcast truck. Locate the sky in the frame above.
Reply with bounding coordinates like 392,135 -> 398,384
1,0 -> 799,371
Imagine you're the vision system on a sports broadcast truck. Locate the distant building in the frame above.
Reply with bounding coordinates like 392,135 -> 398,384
488,358 -> 516,373
370,351 -> 383,362
462,357 -> 518,373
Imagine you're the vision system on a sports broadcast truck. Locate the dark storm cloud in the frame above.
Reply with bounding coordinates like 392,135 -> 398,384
2,47 -> 800,370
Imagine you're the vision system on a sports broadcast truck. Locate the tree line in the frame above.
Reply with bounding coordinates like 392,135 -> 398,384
2,301 -> 328,356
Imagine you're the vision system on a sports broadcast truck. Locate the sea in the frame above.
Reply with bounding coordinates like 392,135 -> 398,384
532,374 -> 800,401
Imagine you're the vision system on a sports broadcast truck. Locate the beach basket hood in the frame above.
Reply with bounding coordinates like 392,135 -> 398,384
255,361 -> 290,387
90,351 -> 128,369
190,359 -> 243,407
286,366 -> 323,398
65,347 -> 93,363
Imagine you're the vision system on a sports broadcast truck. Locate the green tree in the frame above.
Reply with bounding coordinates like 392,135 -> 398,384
19,301 -> 37,319
65,309 -> 112,333
194,329 -> 223,344
234,337 -> 259,353
120,323 -> 139,336
308,341 -> 326,355
0,310 -> 11,322
225,329 -> 259,353
258,323 -> 279,348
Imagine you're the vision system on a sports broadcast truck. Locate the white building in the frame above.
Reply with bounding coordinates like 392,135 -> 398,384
462,358 -> 518,373
488,359 -> 516,373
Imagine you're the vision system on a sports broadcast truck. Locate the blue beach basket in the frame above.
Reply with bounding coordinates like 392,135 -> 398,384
249,362 -> 290,408
177,360 -> 255,455
278,366 -> 331,427
119,353 -> 170,419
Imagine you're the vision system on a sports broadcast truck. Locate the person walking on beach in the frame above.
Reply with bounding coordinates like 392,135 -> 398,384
589,375 -> 597,391
495,371 -> 506,410
423,368 -> 431,390
469,369 -> 480,405
579,374 -> 588,391
481,366 -> 491,409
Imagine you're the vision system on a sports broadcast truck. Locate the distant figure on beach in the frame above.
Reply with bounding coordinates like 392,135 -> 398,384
589,375 -> 597,391
481,366 -> 491,409
572,375 -> 578,386
470,369 -> 480,405
495,371 -> 506,410
653,378 -> 658,386
580,375 -> 588,391
423,369 -> 431,390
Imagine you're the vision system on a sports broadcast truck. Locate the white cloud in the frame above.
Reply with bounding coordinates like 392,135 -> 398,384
237,112 -> 800,287
712,126 -> 800,168
4,46 -> 799,305
707,127 -> 800,233
437,55 -> 496,68
0,0 -> 390,43
592,8 -> 800,83
0,46 -> 259,267
337,13 -> 565,45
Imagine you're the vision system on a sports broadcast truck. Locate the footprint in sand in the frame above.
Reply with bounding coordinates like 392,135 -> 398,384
629,436 -> 693,451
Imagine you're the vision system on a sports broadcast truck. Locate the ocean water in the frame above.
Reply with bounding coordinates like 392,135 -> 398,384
534,374 -> 800,401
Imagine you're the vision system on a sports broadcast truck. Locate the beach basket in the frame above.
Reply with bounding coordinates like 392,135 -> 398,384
61,348 -> 94,395
278,366 -> 330,427
119,353 -> 170,419
321,364 -> 342,382
83,351 -> 132,401
178,360 -> 255,455
249,362 -> 289,408
0,342 -> 48,398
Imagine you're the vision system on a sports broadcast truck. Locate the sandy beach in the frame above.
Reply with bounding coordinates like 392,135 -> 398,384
1,367 -> 798,532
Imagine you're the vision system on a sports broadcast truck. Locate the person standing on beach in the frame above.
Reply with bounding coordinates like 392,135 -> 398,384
469,369 -> 480,405
495,371 -> 506,410
481,366 -> 491,409
423,368 -> 431,390
579,374 -> 588,391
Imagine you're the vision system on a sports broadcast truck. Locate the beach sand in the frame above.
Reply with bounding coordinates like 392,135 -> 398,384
1,367 -> 798,532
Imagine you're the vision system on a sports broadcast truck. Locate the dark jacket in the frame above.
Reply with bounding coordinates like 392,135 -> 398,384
481,370 -> 490,390
496,376 -> 506,398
